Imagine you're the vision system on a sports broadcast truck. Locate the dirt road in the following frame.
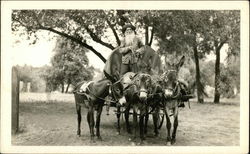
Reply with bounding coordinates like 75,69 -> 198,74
12,93 -> 240,146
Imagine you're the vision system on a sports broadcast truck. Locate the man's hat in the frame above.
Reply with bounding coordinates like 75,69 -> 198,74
122,24 -> 136,34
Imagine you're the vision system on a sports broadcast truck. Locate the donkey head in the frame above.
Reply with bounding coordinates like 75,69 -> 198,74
133,73 -> 152,101
161,56 -> 185,97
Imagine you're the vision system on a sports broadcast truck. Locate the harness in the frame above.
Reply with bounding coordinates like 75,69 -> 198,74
75,79 -> 122,103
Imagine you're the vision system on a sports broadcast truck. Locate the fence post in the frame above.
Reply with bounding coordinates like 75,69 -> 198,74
12,67 -> 19,134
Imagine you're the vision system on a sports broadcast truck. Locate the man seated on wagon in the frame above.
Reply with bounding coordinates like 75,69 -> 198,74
118,24 -> 144,75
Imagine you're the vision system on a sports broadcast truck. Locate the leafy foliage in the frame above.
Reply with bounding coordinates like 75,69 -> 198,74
42,37 -> 94,92
15,64 -> 47,92
12,10 -> 240,98
220,55 -> 240,98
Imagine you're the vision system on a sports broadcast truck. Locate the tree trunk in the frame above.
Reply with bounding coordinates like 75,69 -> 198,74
106,18 -> 121,46
148,27 -> 154,47
61,83 -> 64,93
193,45 -> 204,103
214,47 -> 221,103
145,26 -> 149,45
65,83 -> 70,93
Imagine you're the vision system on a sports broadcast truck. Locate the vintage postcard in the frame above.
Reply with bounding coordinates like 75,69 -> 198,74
1,1 -> 249,154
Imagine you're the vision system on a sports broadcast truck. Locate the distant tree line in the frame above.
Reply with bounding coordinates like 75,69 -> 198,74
16,37 -> 95,93
15,64 -> 46,92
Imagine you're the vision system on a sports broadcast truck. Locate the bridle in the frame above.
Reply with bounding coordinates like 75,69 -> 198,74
108,78 -> 123,102
161,70 -> 180,100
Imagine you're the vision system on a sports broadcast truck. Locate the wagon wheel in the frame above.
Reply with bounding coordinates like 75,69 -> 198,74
157,113 -> 164,129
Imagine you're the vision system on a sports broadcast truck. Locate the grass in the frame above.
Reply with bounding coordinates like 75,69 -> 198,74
12,92 -> 240,146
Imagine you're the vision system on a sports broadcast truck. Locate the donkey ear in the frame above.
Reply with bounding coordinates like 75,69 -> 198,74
129,72 -> 137,80
177,56 -> 185,68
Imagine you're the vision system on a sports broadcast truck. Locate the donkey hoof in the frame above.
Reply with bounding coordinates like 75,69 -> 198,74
97,136 -> 102,141
77,131 -> 81,136
90,136 -> 95,142
131,142 -> 136,146
127,130 -> 132,134
171,138 -> 176,145
90,139 -> 95,143
138,141 -> 144,145
166,141 -> 171,146
140,139 -> 148,145
129,137 -> 136,142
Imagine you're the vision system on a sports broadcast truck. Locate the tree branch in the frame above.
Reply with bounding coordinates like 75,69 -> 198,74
218,39 -> 228,50
31,11 -> 42,27
106,19 -> 121,46
40,26 -> 106,63
84,26 -> 115,50
12,18 -> 28,28
13,15 -> 107,63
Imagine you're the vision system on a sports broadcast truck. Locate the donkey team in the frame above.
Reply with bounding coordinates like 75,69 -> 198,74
74,51 -> 192,145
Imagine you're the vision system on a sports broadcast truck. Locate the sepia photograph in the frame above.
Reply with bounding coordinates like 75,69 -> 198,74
1,1 -> 249,153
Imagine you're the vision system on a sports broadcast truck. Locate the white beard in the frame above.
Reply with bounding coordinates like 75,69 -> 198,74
124,32 -> 136,46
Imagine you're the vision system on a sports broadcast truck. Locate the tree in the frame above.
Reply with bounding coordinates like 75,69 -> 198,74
12,10 -> 240,101
205,11 -> 240,103
200,60 -> 215,87
15,65 -> 47,92
43,37 -> 94,93
16,64 -> 33,83
12,10 -> 127,63
129,10 -> 162,46
11,10 -> 174,62
220,54 -> 240,98
152,11 -> 213,103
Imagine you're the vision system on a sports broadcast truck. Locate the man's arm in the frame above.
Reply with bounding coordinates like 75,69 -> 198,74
119,39 -> 132,54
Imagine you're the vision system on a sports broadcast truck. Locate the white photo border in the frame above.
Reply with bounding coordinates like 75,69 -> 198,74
1,1 -> 249,153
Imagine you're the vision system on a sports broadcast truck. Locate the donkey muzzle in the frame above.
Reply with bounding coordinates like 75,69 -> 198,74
118,96 -> 126,106
164,89 -> 173,97
139,89 -> 148,100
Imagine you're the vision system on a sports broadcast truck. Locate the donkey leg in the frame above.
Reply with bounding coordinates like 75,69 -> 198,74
171,108 -> 179,144
125,106 -> 132,134
165,109 -> 172,145
144,107 -> 149,135
96,106 -> 103,140
87,108 -> 95,141
139,114 -> 145,143
76,104 -> 81,137
132,107 -> 138,141
152,107 -> 159,137
116,105 -> 121,135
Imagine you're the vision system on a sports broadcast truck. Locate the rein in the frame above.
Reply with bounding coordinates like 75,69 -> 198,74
78,78 -> 123,103
77,87 -> 117,103
108,80 -> 121,102
163,81 -> 180,100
